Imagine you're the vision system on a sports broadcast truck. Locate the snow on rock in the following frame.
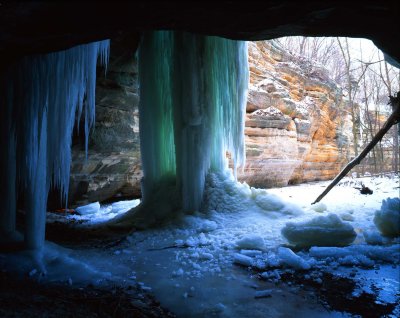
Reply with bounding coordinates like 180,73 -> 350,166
75,202 -> 100,215
277,247 -> 311,270
236,234 -> 266,251
310,202 -> 327,213
374,197 -> 400,237
281,213 -> 357,247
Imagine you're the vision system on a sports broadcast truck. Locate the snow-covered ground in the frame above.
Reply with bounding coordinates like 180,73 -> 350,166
2,172 -> 399,317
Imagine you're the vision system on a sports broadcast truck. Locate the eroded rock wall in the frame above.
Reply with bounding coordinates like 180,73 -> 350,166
238,41 -> 353,187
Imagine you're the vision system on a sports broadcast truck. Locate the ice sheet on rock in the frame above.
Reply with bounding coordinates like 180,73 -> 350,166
374,197 -> 400,237
281,213 -> 357,247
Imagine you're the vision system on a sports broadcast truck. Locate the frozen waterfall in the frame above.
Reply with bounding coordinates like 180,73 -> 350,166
0,40 -> 109,251
138,31 -> 248,217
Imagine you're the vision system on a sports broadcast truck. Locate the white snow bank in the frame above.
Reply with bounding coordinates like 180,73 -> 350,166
277,247 -> 311,270
374,197 -> 400,237
236,234 -> 265,251
75,202 -> 100,215
281,213 -> 357,247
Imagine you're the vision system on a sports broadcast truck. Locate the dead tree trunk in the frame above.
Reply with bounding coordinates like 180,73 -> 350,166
312,92 -> 400,204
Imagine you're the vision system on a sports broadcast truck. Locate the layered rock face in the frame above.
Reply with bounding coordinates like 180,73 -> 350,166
238,41 -> 352,187
67,36 -> 142,207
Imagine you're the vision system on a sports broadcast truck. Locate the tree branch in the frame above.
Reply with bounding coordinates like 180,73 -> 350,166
312,92 -> 400,204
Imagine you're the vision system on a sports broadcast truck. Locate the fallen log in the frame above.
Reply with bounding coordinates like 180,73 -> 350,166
312,92 -> 400,204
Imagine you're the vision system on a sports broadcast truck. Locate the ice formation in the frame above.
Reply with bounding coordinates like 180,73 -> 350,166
281,213 -> 357,247
75,202 -> 101,215
373,197 -> 400,237
0,40 -> 109,250
120,31 -> 248,226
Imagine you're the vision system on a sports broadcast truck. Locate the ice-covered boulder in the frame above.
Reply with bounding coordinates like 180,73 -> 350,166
374,197 -> 400,237
281,213 -> 357,247
75,202 -> 101,215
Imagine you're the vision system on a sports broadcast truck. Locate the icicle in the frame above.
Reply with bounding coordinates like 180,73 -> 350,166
0,40 -> 109,250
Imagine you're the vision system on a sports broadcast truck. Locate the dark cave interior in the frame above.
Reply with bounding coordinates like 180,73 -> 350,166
0,1 -> 399,317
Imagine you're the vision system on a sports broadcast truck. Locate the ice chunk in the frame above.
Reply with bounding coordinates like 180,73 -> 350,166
233,253 -> 253,267
236,234 -> 265,251
281,213 -> 357,247
277,247 -> 311,270
374,197 -> 400,237
311,202 -> 327,213
75,202 -> 101,215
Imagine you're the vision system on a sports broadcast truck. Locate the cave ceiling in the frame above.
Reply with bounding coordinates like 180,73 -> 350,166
0,1 -> 399,66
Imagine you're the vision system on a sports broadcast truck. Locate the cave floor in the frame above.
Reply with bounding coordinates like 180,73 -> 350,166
1,175 -> 399,317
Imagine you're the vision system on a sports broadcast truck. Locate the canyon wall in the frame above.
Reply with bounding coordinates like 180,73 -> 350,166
239,41 -> 353,187
67,39 -> 353,207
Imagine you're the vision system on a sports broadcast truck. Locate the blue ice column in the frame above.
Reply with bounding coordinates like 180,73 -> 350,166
138,31 -> 248,215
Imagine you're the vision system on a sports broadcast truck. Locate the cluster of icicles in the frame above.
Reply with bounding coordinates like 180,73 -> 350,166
0,31 -> 249,254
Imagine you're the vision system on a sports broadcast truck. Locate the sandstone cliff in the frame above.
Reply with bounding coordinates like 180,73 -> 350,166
239,41 -> 353,187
